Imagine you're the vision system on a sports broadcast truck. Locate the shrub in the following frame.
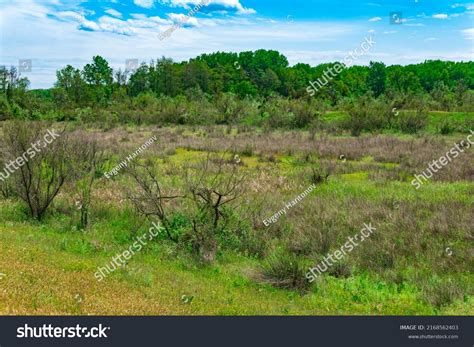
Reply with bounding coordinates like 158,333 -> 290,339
241,143 -> 254,157
309,164 -> 332,185
259,249 -> 311,290
2,121 -> 73,220
327,261 -> 352,278
397,111 -> 427,134
184,152 -> 246,263
262,97 -> 293,129
344,94 -> 391,136
76,107 -> 96,123
289,99 -> 314,128
422,278 -> 465,308
0,157 -> 14,199
126,161 -> 183,242
0,95 -> 11,120
437,120 -> 456,135
70,133 -> 107,229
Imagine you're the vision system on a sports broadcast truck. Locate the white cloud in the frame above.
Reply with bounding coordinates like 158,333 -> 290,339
134,0 -> 154,9
368,16 -> 382,22
1,8 -> 358,87
2,0 -> 473,89
55,11 -> 85,22
452,3 -> 474,10
161,0 -> 256,14
51,10 -> 171,36
461,28 -> 474,39
383,30 -> 397,34
167,13 -> 201,27
432,13 -> 448,19
105,9 -> 122,18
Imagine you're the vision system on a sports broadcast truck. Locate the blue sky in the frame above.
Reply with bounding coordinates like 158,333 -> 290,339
0,0 -> 473,88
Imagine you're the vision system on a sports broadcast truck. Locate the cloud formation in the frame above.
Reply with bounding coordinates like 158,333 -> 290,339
160,0 -> 256,14
134,0 -> 155,9
461,27 -> 474,39
1,0 -> 472,89
105,9 -> 122,18
368,17 -> 382,22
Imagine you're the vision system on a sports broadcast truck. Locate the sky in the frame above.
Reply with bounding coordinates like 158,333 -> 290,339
0,0 -> 473,88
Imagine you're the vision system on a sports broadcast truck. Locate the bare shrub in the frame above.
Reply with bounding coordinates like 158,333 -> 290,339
2,121 -> 72,220
184,152 -> 246,263
126,161 -> 183,242
70,132 -> 107,229
0,153 -> 15,199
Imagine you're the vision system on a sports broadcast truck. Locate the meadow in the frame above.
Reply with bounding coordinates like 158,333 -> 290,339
0,118 -> 472,315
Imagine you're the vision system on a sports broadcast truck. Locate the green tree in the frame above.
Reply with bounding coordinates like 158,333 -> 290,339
55,65 -> 88,106
82,56 -> 113,104
367,61 -> 386,97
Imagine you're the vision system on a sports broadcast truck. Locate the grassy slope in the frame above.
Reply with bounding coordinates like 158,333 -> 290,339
1,216 -> 470,315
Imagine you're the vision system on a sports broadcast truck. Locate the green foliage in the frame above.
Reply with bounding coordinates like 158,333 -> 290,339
1,53 -> 472,132
437,120 -> 456,135
367,61 -> 386,97
344,94 -> 391,135
0,94 -> 11,120
260,249 -> 312,290
83,56 -> 113,87
396,110 -> 428,134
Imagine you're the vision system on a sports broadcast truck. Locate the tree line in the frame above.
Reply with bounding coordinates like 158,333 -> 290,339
1,50 -> 473,128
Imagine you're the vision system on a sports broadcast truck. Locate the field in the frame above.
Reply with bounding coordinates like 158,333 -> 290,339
0,119 -> 472,315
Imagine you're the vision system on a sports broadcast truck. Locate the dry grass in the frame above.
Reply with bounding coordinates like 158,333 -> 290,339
0,124 -> 472,314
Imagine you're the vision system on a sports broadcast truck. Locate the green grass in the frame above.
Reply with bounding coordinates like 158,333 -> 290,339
0,128 -> 472,315
321,110 -> 474,134
1,217 -> 470,315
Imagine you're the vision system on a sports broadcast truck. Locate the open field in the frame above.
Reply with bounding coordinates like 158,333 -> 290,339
1,123 -> 472,315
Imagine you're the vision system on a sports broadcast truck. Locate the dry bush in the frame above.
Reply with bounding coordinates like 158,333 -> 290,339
125,161 -> 183,242
2,121 -> 73,220
422,278 -> 466,308
184,152 -> 246,263
69,132 -> 107,229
